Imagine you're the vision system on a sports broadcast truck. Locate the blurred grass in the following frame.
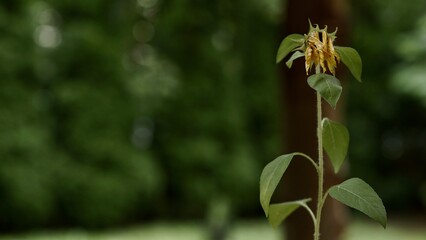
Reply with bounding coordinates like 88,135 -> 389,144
345,219 -> 426,240
0,219 -> 425,240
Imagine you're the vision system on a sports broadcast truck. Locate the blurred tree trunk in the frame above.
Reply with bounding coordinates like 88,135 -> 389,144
279,0 -> 350,240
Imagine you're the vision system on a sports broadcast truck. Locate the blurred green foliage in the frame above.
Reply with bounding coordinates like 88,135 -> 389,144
0,0 -> 281,230
349,0 -> 426,213
150,0 -> 282,218
0,0 -> 164,229
0,0 -> 425,231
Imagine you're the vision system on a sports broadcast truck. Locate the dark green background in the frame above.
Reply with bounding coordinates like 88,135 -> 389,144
0,0 -> 425,231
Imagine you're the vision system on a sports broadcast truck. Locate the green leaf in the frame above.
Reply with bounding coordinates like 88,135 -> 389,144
322,118 -> 349,173
329,178 -> 387,228
335,46 -> 362,82
268,199 -> 311,227
276,34 -> 305,63
260,153 -> 295,216
307,73 -> 342,108
286,51 -> 305,68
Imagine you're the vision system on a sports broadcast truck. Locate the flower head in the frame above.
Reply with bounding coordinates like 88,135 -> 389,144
276,21 -> 362,82
304,23 -> 340,75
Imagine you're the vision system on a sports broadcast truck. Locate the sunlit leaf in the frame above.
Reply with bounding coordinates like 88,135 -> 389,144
268,199 -> 311,227
322,118 -> 349,173
307,73 -> 342,108
335,46 -> 362,82
286,51 -> 305,68
260,153 -> 295,216
329,178 -> 387,228
276,34 -> 305,63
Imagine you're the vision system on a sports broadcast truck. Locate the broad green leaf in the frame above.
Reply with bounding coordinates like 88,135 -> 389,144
260,153 -> 295,216
307,73 -> 342,108
322,118 -> 349,173
276,34 -> 305,63
329,178 -> 387,228
268,198 -> 311,227
286,51 -> 305,68
335,46 -> 362,82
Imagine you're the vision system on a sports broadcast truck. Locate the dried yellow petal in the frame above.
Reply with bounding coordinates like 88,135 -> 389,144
303,25 -> 340,75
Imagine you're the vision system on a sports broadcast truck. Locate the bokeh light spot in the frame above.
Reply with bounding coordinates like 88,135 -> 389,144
34,25 -> 61,48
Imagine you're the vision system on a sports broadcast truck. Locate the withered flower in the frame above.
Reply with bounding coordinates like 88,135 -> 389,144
304,24 -> 340,76
276,21 -> 362,82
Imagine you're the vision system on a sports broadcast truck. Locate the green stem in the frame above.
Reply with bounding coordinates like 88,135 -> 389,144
294,152 -> 319,172
314,67 -> 324,240
301,201 -> 317,227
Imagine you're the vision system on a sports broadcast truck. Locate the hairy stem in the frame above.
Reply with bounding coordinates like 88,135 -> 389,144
314,68 -> 324,240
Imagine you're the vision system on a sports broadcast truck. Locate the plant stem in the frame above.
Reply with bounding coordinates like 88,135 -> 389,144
314,68 -> 324,240
294,152 -> 319,172
301,201 -> 317,227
